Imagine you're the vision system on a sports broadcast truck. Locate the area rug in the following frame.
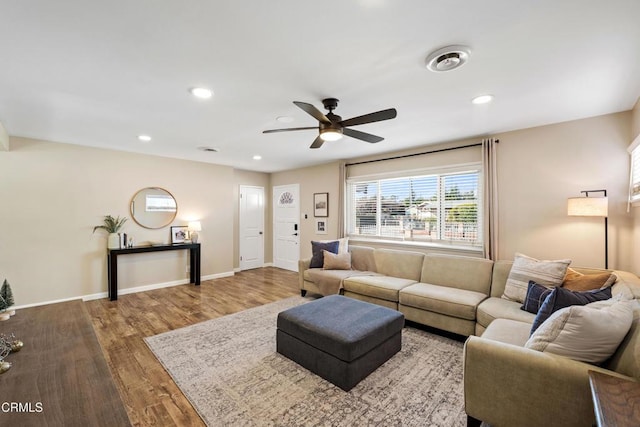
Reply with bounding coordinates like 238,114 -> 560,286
145,297 -> 466,426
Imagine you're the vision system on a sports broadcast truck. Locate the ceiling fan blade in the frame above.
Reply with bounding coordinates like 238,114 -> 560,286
343,128 -> 384,143
294,101 -> 331,123
262,126 -> 318,134
340,108 -> 397,127
310,135 -> 325,149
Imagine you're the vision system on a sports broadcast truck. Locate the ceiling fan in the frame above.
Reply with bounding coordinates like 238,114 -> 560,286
263,98 -> 397,149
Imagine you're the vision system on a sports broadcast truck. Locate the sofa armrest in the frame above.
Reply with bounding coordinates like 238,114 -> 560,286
463,336 -> 633,427
298,258 -> 311,289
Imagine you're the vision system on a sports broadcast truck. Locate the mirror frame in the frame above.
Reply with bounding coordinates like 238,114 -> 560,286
130,187 -> 178,229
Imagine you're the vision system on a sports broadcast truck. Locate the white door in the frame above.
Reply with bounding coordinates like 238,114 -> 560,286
273,184 -> 300,271
239,186 -> 265,270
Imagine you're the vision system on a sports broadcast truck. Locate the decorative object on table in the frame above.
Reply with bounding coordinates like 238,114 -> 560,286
188,221 -> 202,243
0,279 -> 14,316
567,189 -> 608,268
313,192 -> 329,217
315,219 -> 327,234
170,225 -> 189,244
93,215 -> 128,249
128,236 -> 134,248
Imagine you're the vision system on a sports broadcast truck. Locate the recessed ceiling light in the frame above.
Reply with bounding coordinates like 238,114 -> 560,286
138,135 -> 152,142
276,116 -> 294,123
425,45 -> 471,72
471,95 -> 494,105
190,87 -> 213,99
253,155 -> 262,160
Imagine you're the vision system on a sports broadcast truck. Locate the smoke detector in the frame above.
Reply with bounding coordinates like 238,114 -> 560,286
425,45 -> 471,72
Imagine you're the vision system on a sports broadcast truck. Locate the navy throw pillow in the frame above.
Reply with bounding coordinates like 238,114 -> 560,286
521,281 -> 554,314
530,286 -> 612,334
309,240 -> 340,268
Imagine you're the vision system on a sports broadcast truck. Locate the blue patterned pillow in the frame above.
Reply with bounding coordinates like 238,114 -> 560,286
530,286 -> 612,334
521,281 -> 554,314
310,240 -> 340,268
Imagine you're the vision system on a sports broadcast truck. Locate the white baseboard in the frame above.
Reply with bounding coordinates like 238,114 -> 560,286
10,271 -> 237,310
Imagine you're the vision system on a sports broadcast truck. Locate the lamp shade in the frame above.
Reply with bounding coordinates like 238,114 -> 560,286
567,197 -> 608,217
188,221 -> 202,232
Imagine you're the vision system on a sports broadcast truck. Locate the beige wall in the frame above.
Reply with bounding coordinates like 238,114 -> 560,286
277,111 -> 635,272
495,112 -> 632,270
271,162 -> 342,260
632,97 -> 640,141
1,137 -> 237,306
0,122 -> 8,151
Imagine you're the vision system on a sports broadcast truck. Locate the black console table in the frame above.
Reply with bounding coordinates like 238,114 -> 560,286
107,243 -> 201,301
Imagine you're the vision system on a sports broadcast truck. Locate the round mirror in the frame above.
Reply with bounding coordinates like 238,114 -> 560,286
130,187 -> 177,229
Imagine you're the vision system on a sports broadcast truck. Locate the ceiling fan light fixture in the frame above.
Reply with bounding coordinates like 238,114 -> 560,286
425,45 -> 471,72
320,128 -> 343,141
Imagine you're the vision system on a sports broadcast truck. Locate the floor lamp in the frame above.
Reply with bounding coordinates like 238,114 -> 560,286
567,189 -> 608,269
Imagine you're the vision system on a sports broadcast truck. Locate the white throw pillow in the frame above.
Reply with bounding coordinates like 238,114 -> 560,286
502,253 -> 571,303
524,299 -> 634,364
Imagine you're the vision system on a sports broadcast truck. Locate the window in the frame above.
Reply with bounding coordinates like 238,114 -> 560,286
347,168 -> 482,247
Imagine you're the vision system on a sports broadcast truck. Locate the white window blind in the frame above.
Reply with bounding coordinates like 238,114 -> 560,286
347,168 -> 482,247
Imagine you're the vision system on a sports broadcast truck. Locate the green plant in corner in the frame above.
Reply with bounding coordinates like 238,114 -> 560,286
93,215 -> 127,234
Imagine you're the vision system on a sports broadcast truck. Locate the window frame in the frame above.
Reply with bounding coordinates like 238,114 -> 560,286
346,163 -> 483,250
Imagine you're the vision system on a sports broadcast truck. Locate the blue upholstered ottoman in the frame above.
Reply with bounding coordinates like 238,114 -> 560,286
276,295 -> 404,391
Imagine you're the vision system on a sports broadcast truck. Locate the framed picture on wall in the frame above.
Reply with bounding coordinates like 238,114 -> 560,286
315,219 -> 328,234
170,225 -> 189,244
314,192 -> 329,217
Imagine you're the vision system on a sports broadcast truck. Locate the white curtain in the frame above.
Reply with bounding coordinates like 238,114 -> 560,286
482,138 -> 499,260
337,161 -> 346,238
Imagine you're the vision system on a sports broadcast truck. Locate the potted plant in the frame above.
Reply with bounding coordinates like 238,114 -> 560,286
93,215 -> 127,249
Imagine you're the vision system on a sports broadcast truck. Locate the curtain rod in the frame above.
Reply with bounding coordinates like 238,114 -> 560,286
345,139 -> 499,167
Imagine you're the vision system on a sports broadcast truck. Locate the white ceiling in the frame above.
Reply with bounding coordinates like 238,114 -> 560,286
1,1 -> 640,173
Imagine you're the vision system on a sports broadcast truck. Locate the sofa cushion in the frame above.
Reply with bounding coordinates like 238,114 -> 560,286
502,253 -> 571,303
525,299 -> 634,364
530,286 -> 612,333
310,240 -> 340,268
373,249 -> 425,281
323,250 -> 351,270
420,254 -> 493,294
476,297 -> 536,329
343,275 -> 417,302
399,283 -> 487,321
480,318 -> 531,347
349,245 -> 377,272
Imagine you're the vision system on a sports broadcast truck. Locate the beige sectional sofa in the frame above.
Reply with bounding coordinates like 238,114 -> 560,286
298,244 -> 640,427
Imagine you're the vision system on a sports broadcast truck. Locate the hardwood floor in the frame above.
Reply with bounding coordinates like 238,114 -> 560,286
85,267 -> 300,427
